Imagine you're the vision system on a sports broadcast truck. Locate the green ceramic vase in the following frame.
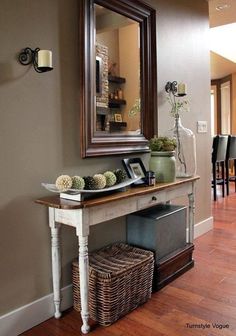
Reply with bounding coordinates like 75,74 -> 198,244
149,151 -> 176,183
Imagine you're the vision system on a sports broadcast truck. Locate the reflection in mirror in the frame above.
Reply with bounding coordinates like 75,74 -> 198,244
95,4 -> 141,135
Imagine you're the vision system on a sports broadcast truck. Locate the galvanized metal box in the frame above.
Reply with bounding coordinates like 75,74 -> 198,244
127,204 -> 187,262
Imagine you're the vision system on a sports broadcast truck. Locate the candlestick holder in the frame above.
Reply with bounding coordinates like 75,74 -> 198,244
165,81 -> 186,97
18,47 -> 53,73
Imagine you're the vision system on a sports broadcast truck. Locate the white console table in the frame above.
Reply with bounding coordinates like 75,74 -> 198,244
36,176 -> 199,334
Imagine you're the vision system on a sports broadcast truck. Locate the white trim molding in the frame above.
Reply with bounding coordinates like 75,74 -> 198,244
0,285 -> 73,336
194,216 -> 213,239
185,216 -> 213,243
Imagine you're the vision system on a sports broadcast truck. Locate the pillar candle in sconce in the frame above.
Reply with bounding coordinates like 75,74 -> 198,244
19,47 -> 53,73
177,83 -> 187,96
37,50 -> 53,70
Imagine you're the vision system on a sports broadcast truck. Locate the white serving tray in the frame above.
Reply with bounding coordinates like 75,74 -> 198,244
42,177 -> 141,201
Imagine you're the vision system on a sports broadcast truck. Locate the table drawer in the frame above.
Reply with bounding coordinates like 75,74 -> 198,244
89,198 -> 138,225
137,191 -> 166,210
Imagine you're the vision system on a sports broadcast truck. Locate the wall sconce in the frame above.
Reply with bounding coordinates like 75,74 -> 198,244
165,81 -> 187,97
18,47 -> 53,73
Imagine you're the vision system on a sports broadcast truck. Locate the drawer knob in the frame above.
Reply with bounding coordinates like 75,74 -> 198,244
152,196 -> 157,201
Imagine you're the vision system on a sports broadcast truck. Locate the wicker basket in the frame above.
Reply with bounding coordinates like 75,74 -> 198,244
72,243 -> 154,326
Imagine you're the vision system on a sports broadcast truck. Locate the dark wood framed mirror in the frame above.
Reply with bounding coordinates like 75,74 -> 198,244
79,0 -> 157,158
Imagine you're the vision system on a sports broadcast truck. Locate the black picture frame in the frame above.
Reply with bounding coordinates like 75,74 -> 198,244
122,158 -> 147,185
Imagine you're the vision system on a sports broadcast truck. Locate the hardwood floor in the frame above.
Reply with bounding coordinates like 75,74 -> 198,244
22,188 -> 236,336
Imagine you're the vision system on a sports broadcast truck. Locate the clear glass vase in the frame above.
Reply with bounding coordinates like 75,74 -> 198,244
167,116 -> 197,177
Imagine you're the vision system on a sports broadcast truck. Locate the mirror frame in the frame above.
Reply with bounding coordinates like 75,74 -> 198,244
79,0 -> 157,158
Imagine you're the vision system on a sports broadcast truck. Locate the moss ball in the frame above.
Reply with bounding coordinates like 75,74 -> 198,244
72,176 -> 85,190
55,175 -> 72,192
113,169 -> 127,184
104,171 -> 117,187
83,176 -> 96,190
93,174 -> 107,189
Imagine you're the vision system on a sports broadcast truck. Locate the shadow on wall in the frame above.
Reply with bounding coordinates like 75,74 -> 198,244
0,59 -> 32,85
89,217 -> 127,252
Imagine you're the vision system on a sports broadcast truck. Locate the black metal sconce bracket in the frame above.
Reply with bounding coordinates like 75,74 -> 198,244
18,47 -> 53,73
19,47 -> 43,73
165,81 -> 186,97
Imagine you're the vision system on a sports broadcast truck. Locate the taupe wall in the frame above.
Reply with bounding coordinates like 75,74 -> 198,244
150,0 -> 212,223
0,0 -> 211,316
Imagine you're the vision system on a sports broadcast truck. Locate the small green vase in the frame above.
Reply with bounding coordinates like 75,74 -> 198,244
149,151 -> 176,183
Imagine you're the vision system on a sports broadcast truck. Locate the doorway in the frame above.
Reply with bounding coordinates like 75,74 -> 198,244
210,75 -> 232,136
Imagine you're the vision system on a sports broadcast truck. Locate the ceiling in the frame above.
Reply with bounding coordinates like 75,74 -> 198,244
208,0 -> 236,79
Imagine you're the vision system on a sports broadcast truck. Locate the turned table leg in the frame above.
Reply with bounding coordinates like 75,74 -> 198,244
188,192 -> 195,244
49,208 -> 62,319
78,235 -> 90,334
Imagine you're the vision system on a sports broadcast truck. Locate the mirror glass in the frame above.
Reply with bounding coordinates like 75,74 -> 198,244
95,4 -> 141,135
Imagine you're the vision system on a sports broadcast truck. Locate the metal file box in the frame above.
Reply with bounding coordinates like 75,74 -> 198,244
127,204 -> 187,262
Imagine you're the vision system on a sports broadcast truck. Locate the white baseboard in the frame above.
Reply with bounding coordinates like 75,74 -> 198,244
0,285 -> 73,336
194,216 -> 213,239
185,216 -> 213,242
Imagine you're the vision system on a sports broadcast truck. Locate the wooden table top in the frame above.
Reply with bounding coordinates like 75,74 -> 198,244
35,176 -> 200,210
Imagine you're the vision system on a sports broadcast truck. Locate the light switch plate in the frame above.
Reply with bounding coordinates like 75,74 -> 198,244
197,121 -> 207,133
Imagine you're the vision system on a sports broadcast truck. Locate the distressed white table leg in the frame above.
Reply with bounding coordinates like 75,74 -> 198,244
49,208 -> 62,319
78,236 -> 90,334
188,192 -> 195,243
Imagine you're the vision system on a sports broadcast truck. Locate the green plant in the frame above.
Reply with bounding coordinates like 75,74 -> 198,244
128,98 -> 140,117
149,136 -> 176,152
166,95 -> 189,117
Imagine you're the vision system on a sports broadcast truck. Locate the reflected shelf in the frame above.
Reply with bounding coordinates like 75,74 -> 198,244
108,75 -> 126,84
109,99 -> 126,108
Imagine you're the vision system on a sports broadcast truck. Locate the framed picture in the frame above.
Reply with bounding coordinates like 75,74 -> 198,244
114,114 -> 122,122
122,158 -> 147,185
